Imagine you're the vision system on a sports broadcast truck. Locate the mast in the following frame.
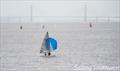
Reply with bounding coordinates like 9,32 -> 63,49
30,5 -> 33,23
84,4 -> 87,23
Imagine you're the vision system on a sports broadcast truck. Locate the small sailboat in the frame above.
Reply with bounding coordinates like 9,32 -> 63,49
40,32 -> 57,56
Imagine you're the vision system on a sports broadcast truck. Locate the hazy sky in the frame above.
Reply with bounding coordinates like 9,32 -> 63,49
0,0 -> 120,17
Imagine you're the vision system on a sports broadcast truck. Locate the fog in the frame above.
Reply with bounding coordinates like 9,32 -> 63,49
0,0 -> 119,17
0,0 -> 119,23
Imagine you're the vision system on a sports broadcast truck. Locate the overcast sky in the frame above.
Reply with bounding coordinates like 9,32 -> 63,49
0,0 -> 120,17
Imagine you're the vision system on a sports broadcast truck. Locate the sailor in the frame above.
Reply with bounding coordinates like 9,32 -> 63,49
89,22 -> 92,28
48,52 -> 51,56
42,25 -> 45,29
20,26 -> 22,30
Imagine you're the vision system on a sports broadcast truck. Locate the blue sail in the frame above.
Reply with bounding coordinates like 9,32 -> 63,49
45,37 -> 57,51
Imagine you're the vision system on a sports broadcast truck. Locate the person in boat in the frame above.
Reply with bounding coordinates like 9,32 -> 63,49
89,22 -> 92,28
40,49 -> 51,56
20,26 -> 22,30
